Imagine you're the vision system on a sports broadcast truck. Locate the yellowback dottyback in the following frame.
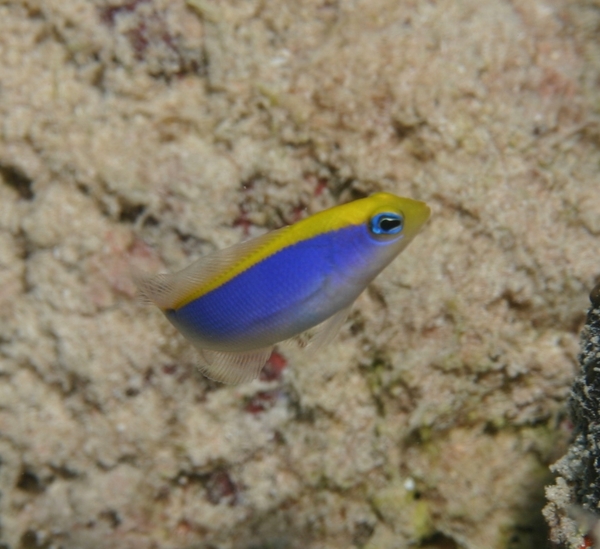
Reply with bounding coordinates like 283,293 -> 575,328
135,192 -> 431,384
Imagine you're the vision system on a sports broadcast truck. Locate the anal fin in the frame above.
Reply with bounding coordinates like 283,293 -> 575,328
196,346 -> 274,384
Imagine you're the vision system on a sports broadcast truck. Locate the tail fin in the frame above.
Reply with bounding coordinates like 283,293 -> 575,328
131,266 -> 177,310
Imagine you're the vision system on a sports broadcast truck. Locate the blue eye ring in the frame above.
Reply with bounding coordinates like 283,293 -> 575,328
369,212 -> 404,235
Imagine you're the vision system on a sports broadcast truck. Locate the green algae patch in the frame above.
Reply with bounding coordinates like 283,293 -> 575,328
370,480 -> 434,543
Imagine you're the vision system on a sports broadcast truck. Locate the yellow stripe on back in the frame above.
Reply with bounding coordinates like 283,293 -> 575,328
171,193 -> 408,309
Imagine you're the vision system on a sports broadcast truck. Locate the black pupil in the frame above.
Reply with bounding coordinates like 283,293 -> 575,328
380,217 -> 401,231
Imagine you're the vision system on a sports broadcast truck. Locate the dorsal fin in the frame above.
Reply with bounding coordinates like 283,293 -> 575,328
133,226 -> 289,310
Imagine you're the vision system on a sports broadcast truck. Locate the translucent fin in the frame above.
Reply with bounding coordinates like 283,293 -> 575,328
132,265 -> 176,309
306,304 -> 352,354
132,227 -> 289,310
195,346 -> 274,384
283,304 -> 352,353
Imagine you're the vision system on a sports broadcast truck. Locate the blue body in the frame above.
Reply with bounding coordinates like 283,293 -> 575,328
166,225 -> 386,351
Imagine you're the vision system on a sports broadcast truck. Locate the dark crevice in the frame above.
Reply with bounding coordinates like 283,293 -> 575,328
391,119 -> 422,141
99,509 -> 121,528
501,289 -> 533,313
174,468 -> 240,506
125,387 -> 140,397
118,202 -> 146,223
19,530 -> 51,549
506,520 -> 554,549
16,469 -> 45,494
419,532 -> 458,548
0,164 -> 34,200
352,520 -> 375,546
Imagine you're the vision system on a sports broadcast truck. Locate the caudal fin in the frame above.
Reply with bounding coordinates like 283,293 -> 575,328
131,266 -> 178,310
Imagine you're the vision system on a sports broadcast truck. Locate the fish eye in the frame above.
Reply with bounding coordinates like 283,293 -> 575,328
369,212 -> 404,235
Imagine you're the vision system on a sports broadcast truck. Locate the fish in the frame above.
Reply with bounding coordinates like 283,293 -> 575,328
135,192 -> 430,384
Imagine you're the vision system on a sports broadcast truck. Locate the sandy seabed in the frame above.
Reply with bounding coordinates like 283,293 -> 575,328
0,1 -> 599,548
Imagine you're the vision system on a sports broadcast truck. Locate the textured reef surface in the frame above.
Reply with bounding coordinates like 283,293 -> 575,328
545,284 -> 600,548
0,1 -> 599,548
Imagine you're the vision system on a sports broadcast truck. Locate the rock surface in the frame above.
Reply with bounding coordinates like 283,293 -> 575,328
544,284 -> 600,548
0,1 -> 598,548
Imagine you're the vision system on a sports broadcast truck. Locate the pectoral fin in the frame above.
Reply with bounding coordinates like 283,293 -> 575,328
282,304 -> 352,354
305,304 -> 352,354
